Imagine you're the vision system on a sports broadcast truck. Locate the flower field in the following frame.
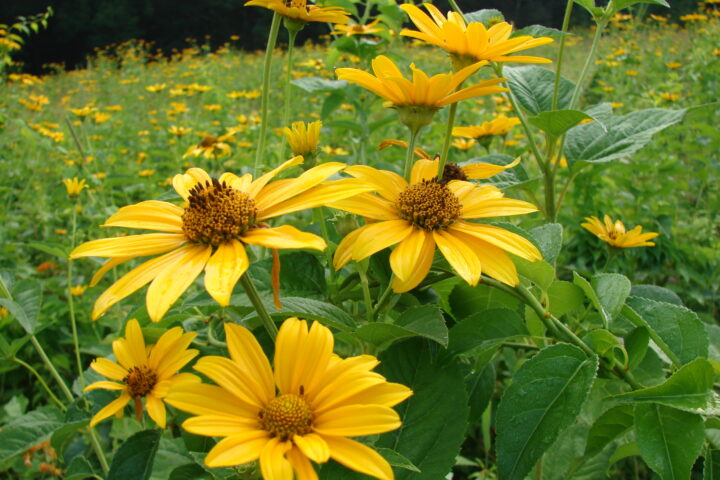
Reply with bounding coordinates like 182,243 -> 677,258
0,1 -> 719,479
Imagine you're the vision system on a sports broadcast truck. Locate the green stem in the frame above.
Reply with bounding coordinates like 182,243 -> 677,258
88,428 -> 110,474
357,265 -> 374,324
254,12 -> 282,176
239,273 -> 278,340
569,20 -> 607,109
29,336 -> 75,402
372,278 -> 396,318
403,127 -> 419,181
543,166 -> 557,221
551,0 -> 574,111
279,28 -> 298,161
447,0 -> 465,17
68,204 -> 84,385
315,208 -> 337,296
436,102 -> 458,180
13,357 -> 66,411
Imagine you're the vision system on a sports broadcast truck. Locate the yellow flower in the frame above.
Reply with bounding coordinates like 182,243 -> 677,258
166,318 -> 412,479
62,177 -> 87,197
581,215 -> 659,248
93,112 -> 111,124
168,125 -> 192,136
84,319 -> 200,427
204,104 -> 222,111
283,120 -> 321,156
659,92 -> 680,102
453,116 -> 521,139
70,160 -> 372,321
329,158 -> 541,292
332,18 -> 384,36
139,169 -> 155,177
321,145 -> 349,156
183,134 -> 234,159
666,62 -> 682,69
146,83 -> 167,93
245,0 -> 350,24
70,105 -> 96,118
452,138 -> 476,150
399,4 -> 553,69
70,285 -> 88,296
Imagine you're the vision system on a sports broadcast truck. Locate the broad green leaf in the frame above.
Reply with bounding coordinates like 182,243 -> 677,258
291,76 -> 347,93
612,0 -> 670,12
466,362 -> 495,423
374,448 -> 421,472
704,448 -> 720,480
449,283 -> 521,320
168,464 -> 212,480
107,429 -> 162,480
447,308 -> 528,357
528,109 -> 594,138
530,223 -> 563,265
464,9 -> 505,26
512,25 -> 569,39
635,404 -> 704,480
188,452 -> 237,479
496,343 -> 598,480
152,436 -> 195,480
250,252 -> 326,298
625,297 -> 708,366
504,66 -> 575,115
377,339 -> 469,480
630,285 -> 683,306
573,272 -> 608,327
585,405 -> 634,457
609,442 -> 640,466
565,108 -> 686,167
65,456 -> 101,480
592,273 -> 631,322
355,305 -> 448,348
0,406 -> 64,462
0,298 -> 36,335
582,329 -> 627,368
625,327 -> 650,370
242,296 -> 355,332
548,281 -> 585,317
27,242 -> 69,260
515,258 -> 555,291
614,358 -> 714,410
322,91 -> 344,120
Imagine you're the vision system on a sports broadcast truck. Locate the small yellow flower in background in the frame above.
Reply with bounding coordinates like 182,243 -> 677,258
70,285 -> 88,296
378,138 -> 432,159
452,138 -> 476,150
626,70 -> 638,76
184,134 -> 234,159
167,102 -> 189,115
146,83 -> 167,93
70,160 -> 373,321
712,49 -> 720,56
332,18 -> 384,36
70,105 -> 96,118
666,62 -> 682,69
400,4 -> 553,70
0,307 -> 9,317
62,178 -> 87,197
18,94 -> 50,112
581,215 -> 659,248
245,90 -> 261,99
659,92 -> 680,102
84,319 -> 200,428
138,169 -> 155,177
168,125 -> 192,136
329,158 -> 541,292
321,145 -> 349,156
106,105 -> 123,112
245,0 -> 350,24
203,104 -> 222,111
453,116 -> 521,139
610,102 -> 624,109
166,318 -> 412,479
55,228 -> 68,235
679,13 -> 708,22
649,14 -> 668,22
93,112 -> 111,124
283,120 -> 321,157
550,155 -> 568,167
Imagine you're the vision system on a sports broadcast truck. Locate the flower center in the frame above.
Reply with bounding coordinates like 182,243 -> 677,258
123,366 -> 157,397
199,135 -> 217,148
182,179 -> 258,247
285,0 -> 306,8
441,162 -> 468,184
259,393 -> 314,440
397,179 -> 462,230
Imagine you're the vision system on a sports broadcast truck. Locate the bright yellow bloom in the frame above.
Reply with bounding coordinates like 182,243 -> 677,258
84,319 -> 200,428
146,83 -> 167,93
245,0 -> 350,24
581,215 -> 659,248
659,92 -> 680,102
70,285 -> 88,296
70,160 -> 372,321
183,134 -> 234,159
332,18 -> 384,36
400,4 -> 553,69
453,116 -> 521,138
329,158 -> 541,292
62,177 -> 87,197
167,318 -> 412,479
666,62 -> 682,69
283,120 -> 321,156
70,105 -> 96,118
93,112 -> 111,124
321,145 -> 349,156
168,125 -> 192,136
452,138 -> 476,150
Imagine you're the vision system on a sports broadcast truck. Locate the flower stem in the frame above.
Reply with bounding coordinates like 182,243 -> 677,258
279,28 -> 298,161
403,127 -> 419,181
13,357 -> 67,411
254,12 -> 282,176
570,20 -> 606,109
436,102 -> 458,180
88,428 -> 110,474
447,0 -> 465,17
372,277 -> 396,319
357,265 -> 374,324
552,0 -> 574,111
29,336 -> 75,402
68,203 -> 85,385
239,273 -> 278,340
314,208 -> 337,296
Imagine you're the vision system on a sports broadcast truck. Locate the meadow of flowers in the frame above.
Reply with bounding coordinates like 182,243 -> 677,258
0,0 -> 719,479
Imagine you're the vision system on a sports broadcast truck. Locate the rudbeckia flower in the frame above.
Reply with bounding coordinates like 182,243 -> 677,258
581,215 -> 659,248
332,18 -> 384,36
329,158 -> 541,292
245,0 -> 350,24
400,4 -> 553,69
70,158 -> 372,322
453,116 -> 521,139
62,177 -> 87,197
84,319 -> 199,428
283,120 -> 321,157
166,317 -> 412,479
184,133 -> 234,159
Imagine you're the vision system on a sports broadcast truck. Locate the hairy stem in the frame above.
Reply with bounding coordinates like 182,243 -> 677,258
254,12 -> 282,175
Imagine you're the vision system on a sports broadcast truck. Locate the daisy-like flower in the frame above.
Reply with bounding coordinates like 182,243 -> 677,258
581,215 -> 659,248
336,55 -> 507,132
168,125 -> 192,137
452,138 -> 476,150
62,177 -> 87,197
184,134 -> 234,159
332,18 -> 384,36
84,319 -> 199,428
329,158 -> 541,292
70,159 -> 372,322
400,4 -> 553,70
453,116 -> 521,139
283,120 -> 321,157
245,0 -> 350,25
166,317 -> 412,479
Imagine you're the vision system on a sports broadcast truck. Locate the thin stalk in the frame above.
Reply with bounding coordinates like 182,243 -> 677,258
372,278 -> 396,318
551,0 -> 574,111
569,21 -> 606,109
239,273 -> 278,340
447,0 -> 465,17
88,428 -> 109,474
29,336 -> 75,402
403,128 -> 419,181
555,168 -> 583,212
543,166 -> 557,221
436,102 -> 458,180
357,266 -> 374,324
279,28 -> 298,161
314,208 -> 336,296
67,204 -> 84,385
13,357 -> 66,411
254,12 -> 282,176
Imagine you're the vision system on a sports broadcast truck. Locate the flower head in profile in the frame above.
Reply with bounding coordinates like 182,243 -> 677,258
582,215 -> 659,248
62,177 -> 87,197
453,116 -> 521,139
245,0 -> 350,25
332,19 -> 384,36
84,319 -> 199,428
167,318 -> 412,479
70,159 -> 372,322
400,4 -> 553,70
184,133 -> 234,159
329,158 -> 541,292
283,120 -> 321,157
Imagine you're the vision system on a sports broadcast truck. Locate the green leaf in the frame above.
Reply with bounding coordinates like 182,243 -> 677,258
565,108 -> 686,167
374,448 -> 421,473
504,66 -> 575,115
625,327 -> 650,370
515,258 -> 555,291
609,442 -> 640,466
447,308 -> 528,357
0,406 -> 64,462
612,0 -> 670,12
322,91 -> 345,120
614,358 -> 715,410
573,0 -> 605,17
169,464 -> 212,480
242,297 -> 355,332
9,279 -> 43,334
528,109 -> 595,138
548,281 -> 585,317
625,296 -> 708,365
290,76 -> 348,93
449,283 -> 521,320
496,344 -> 598,480
512,25 -> 569,39
377,339 -> 469,480
573,272 -> 608,327
585,405 -> 635,457
0,298 -> 36,335
592,273 -> 631,322
630,285 -> 683,306
26,241 -> 69,260
65,456 -> 101,480
704,448 -> 720,480
530,223 -> 563,265
582,329 -> 627,368
355,305 -> 448,348
464,9 -> 505,26
107,429 -> 162,480
635,404 -> 704,480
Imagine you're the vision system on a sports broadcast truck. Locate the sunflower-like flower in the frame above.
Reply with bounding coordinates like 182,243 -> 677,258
581,215 -> 659,248
453,116 -> 521,139
62,177 -> 87,197
70,159 -> 373,322
329,158 -> 541,292
332,18 -> 384,36
400,4 -> 553,70
184,133 -> 234,159
84,319 -> 199,428
245,0 -> 350,24
337,55 -> 507,132
283,120 -> 321,157
166,317 -> 412,479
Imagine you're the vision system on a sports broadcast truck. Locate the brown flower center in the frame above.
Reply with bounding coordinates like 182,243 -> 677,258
182,179 -> 258,247
397,179 -> 462,230
259,394 -> 314,440
441,162 -> 468,184
286,0 -> 306,8
124,366 -> 157,397
199,135 -> 217,148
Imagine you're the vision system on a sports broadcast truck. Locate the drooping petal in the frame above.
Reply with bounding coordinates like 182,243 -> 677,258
352,220 -> 413,261
83,381 -> 126,392
391,229 -> 436,293
389,228 -> 431,282
70,233 -> 187,259
194,356 -> 270,408
434,229 -> 482,286
254,162 -> 345,211
287,447 -> 319,480
451,230 -> 519,286
146,394 -> 167,428
462,156 -> 521,179
259,437 -> 293,480
248,156 -> 304,199
450,221 -> 542,261
324,436 -> 394,480
293,433 -> 330,463
89,391 -> 132,427
204,240 -> 249,306
204,430 -> 270,467
241,225 -> 326,251
102,201 -> 184,233
90,256 -> 135,287
314,405 -> 401,437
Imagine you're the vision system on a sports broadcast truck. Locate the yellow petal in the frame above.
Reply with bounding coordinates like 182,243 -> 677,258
325,193 -> 399,221
461,197 -> 538,219
324,436 -> 394,480
410,158 -> 439,184
275,319 -> 333,396
112,338 -> 137,370
225,323 -> 275,403
165,383 -> 258,418
330,381 -> 413,409
248,156 -> 304,199
70,233 -> 187,259
89,391 -> 131,427
204,240 -> 248,306
152,372 -> 200,397
147,327 -> 183,370
155,349 -> 199,380
90,256 -> 134,287
242,225 -> 325,251
204,430 -> 270,467
102,201 -> 184,233
352,220 -> 413,261
194,356 -> 269,408
462,156 -> 521,179
146,394 -> 167,428
451,230 -> 519,286
254,162 -> 345,211
343,165 -> 406,202
314,405 -> 401,436
260,438 -> 293,480
124,318 -> 147,366
389,228 -> 431,282
333,225 -> 369,270
287,447 -> 319,480
83,380 -> 126,392
182,415 -> 259,437
433,229 -> 482,286
391,229 -> 436,293
293,433 -> 330,463
450,221 -> 541,261
173,168 -> 211,201
90,358 -> 127,381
